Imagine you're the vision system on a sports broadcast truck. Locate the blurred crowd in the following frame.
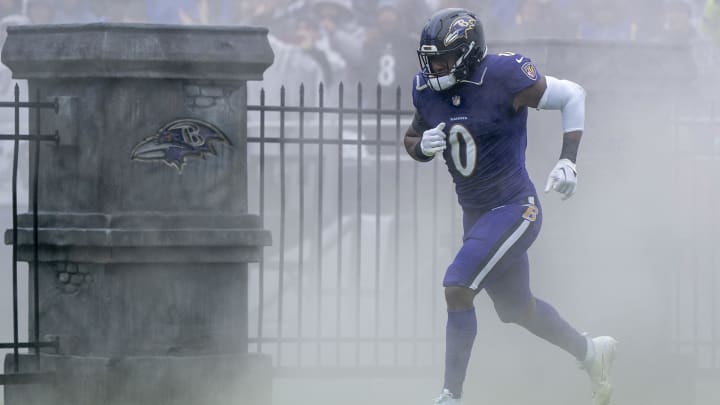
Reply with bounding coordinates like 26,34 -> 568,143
0,0 -> 713,41
0,0 -> 715,202
0,0 -> 714,94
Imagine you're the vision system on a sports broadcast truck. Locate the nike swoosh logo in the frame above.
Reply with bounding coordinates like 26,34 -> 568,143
515,56 -> 524,63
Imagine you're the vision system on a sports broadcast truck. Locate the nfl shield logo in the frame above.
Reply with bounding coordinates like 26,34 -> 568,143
452,95 -> 461,106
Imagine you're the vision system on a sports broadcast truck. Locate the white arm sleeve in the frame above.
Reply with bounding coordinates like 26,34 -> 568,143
537,75 -> 586,133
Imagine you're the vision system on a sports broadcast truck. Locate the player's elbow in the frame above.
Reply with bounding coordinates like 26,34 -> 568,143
403,133 -> 415,156
538,76 -> 586,133
571,82 -> 586,106
404,129 -> 433,162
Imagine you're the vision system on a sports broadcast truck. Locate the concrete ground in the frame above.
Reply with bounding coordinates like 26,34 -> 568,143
273,377 -> 720,405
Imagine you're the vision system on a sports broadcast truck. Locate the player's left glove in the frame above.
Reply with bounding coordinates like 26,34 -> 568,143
544,159 -> 577,200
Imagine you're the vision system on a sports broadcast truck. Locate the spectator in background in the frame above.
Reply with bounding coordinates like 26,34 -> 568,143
235,0 -> 298,36
575,0 -> 638,40
0,0 -> 21,19
204,0 -> 238,26
26,0 -> 55,24
353,0 -> 425,25
246,33 -> 327,107
241,1 -> 328,105
54,0 -> 98,23
145,0 -> 210,25
360,0 -> 419,105
654,0 -> 700,43
290,0 -> 366,86
352,0 -> 378,28
511,0 -> 574,39
102,0 -> 148,22
703,0 -> 720,44
512,0 -> 545,39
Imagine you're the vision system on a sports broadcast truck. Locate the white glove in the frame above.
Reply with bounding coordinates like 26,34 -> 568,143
420,122 -> 446,157
544,159 -> 577,200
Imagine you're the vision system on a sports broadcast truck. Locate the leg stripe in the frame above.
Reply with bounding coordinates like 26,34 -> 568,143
469,218 -> 530,290
465,216 -> 525,287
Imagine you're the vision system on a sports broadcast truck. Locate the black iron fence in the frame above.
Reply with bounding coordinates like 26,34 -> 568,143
246,83 -> 462,377
670,96 -> 720,378
246,79 -> 720,382
0,84 -> 59,385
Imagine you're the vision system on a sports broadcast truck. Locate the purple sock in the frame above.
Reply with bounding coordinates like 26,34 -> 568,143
443,308 -> 477,398
520,298 -> 587,361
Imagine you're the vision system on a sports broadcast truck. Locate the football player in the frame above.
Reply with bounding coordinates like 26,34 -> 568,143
403,8 -> 618,405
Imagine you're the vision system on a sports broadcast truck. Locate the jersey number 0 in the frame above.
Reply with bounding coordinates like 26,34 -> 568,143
448,124 -> 477,177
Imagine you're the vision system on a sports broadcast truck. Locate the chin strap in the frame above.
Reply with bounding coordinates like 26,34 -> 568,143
428,74 -> 457,91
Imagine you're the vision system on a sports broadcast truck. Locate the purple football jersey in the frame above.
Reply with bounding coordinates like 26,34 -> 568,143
412,53 -> 541,211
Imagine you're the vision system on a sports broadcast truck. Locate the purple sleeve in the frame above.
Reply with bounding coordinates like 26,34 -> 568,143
498,53 -> 542,95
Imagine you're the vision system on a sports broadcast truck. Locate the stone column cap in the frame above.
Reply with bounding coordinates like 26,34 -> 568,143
1,23 -> 274,81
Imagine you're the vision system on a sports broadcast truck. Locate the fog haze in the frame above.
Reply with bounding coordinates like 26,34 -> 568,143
0,1 -> 718,404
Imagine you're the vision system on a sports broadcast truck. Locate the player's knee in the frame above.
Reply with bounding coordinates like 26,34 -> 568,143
444,286 -> 475,310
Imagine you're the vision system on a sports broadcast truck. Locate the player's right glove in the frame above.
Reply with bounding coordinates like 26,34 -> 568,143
544,158 -> 577,200
420,122 -> 446,157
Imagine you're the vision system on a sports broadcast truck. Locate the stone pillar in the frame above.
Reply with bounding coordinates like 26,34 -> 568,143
1,23 -> 273,405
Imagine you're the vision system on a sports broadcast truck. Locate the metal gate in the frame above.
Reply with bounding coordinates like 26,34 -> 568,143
0,84 -> 59,385
245,83 -> 462,377
670,95 -> 720,379
246,81 -> 720,383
